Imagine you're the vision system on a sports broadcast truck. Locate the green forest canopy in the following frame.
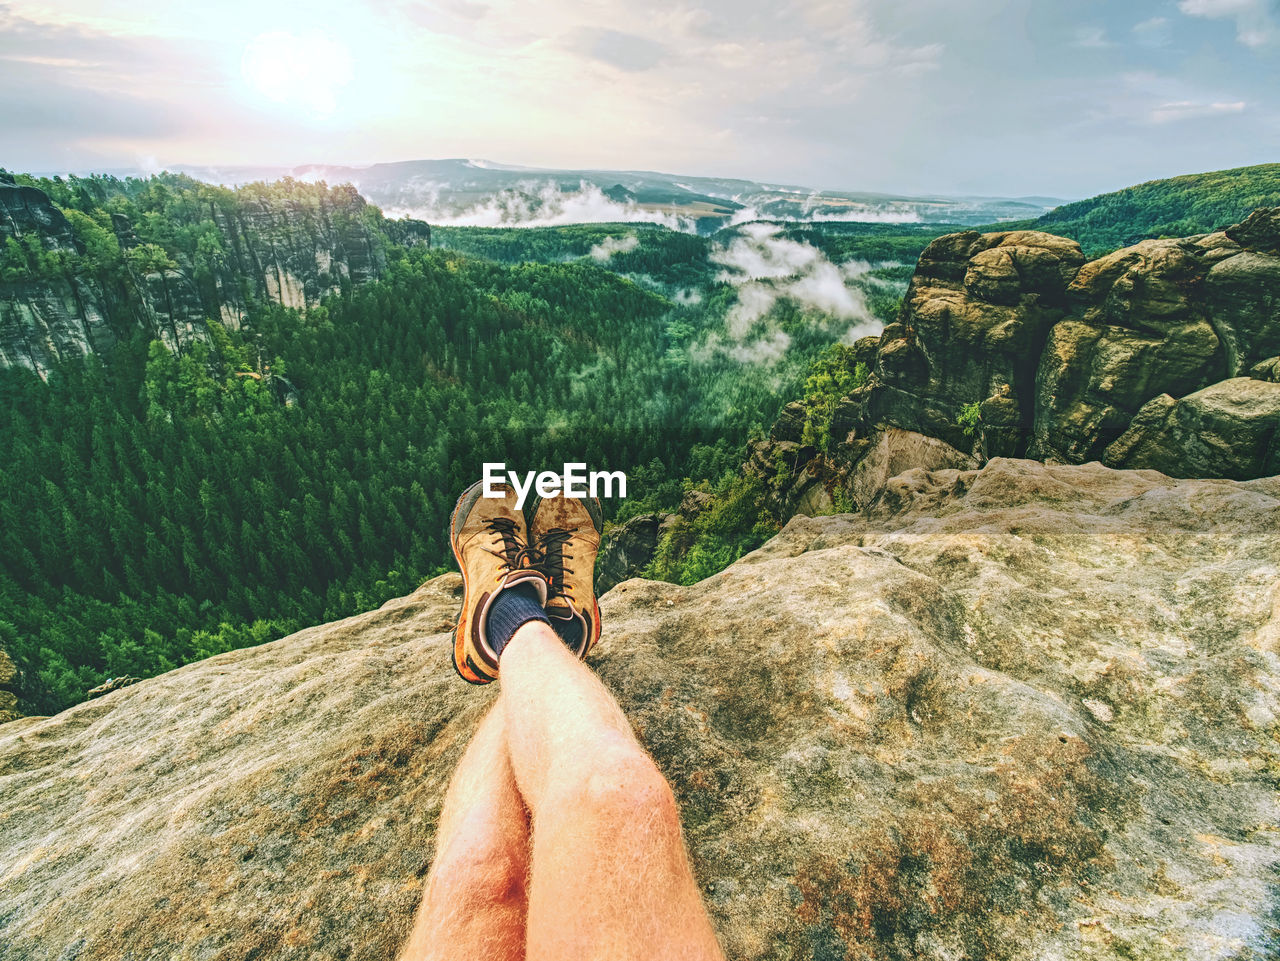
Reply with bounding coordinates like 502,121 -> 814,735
993,162 -> 1280,255
0,173 -> 916,715
5,161 -> 1277,715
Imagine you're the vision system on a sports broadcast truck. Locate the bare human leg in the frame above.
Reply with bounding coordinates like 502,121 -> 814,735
499,620 -> 725,961
398,702 -> 530,961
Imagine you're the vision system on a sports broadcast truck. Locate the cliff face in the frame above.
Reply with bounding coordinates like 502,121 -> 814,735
742,209 -> 1280,524
0,179 -> 118,371
872,208 -> 1280,479
0,175 -> 429,376
1,458 -> 1277,960
202,184 -> 389,329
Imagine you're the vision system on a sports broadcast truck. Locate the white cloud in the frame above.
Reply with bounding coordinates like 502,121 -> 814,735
707,223 -> 883,364
385,181 -> 695,230
1103,71 -> 1252,128
712,223 -> 824,281
728,330 -> 792,365
1149,99 -> 1246,123
1178,0 -> 1278,46
588,233 -> 640,260
1133,16 -> 1173,47
728,202 -> 922,226
1072,26 -> 1113,48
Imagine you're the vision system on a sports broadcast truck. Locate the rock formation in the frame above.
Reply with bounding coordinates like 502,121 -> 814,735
1103,377 -> 1280,478
0,177 -> 118,371
3,458 -> 1278,960
0,176 -> 430,377
868,210 -> 1280,477
738,208 -> 1280,533
597,511 -> 676,593
873,230 -> 1086,458
202,183 -> 391,329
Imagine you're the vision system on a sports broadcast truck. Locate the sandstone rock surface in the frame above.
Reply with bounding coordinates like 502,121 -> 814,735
3,459 -> 1279,960
1102,377 -> 1280,478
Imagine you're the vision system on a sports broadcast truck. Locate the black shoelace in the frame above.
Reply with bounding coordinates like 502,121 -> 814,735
532,528 -> 574,596
484,519 -> 574,594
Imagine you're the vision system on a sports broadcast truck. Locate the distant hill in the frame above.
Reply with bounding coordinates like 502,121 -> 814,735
47,159 -> 1060,232
994,163 -> 1280,254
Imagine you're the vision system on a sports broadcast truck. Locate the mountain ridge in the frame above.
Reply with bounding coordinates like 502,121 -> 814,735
991,162 -> 1280,255
38,160 -> 1058,231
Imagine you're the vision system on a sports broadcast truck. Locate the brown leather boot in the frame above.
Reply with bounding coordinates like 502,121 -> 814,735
526,492 -> 604,659
449,479 -> 549,684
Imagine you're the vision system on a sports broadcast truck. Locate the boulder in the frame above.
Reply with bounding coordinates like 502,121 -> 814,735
1226,205 -> 1280,256
847,427 -> 978,509
2,459 -> 1278,960
1102,377 -> 1280,479
1251,356 -> 1280,383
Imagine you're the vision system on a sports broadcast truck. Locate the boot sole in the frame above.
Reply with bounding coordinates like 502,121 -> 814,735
449,480 -> 498,685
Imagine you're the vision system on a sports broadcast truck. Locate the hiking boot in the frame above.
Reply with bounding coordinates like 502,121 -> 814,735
449,479 -> 550,684
527,492 -> 604,658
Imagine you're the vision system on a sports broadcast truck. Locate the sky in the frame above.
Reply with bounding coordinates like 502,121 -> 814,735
1,0 -> 1277,198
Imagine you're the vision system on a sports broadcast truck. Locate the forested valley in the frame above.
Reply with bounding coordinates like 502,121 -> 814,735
0,174 -> 918,713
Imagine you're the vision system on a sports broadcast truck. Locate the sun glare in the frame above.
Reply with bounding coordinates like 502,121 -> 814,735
241,31 -> 353,119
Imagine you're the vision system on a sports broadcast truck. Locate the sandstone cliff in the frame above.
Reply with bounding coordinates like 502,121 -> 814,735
0,175 -> 429,376
2,459 -> 1277,960
0,177 -> 118,371
739,209 -> 1280,532
875,207 -> 1280,479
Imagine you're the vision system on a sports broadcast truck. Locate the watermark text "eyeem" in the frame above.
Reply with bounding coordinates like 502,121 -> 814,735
482,463 -> 626,510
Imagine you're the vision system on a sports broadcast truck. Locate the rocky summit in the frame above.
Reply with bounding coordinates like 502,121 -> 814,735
1,458 -> 1277,960
741,209 -> 1280,532
872,209 -> 1278,480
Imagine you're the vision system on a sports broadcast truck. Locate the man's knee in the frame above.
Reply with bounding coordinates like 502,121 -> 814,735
571,747 -> 682,838
430,831 -> 527,907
